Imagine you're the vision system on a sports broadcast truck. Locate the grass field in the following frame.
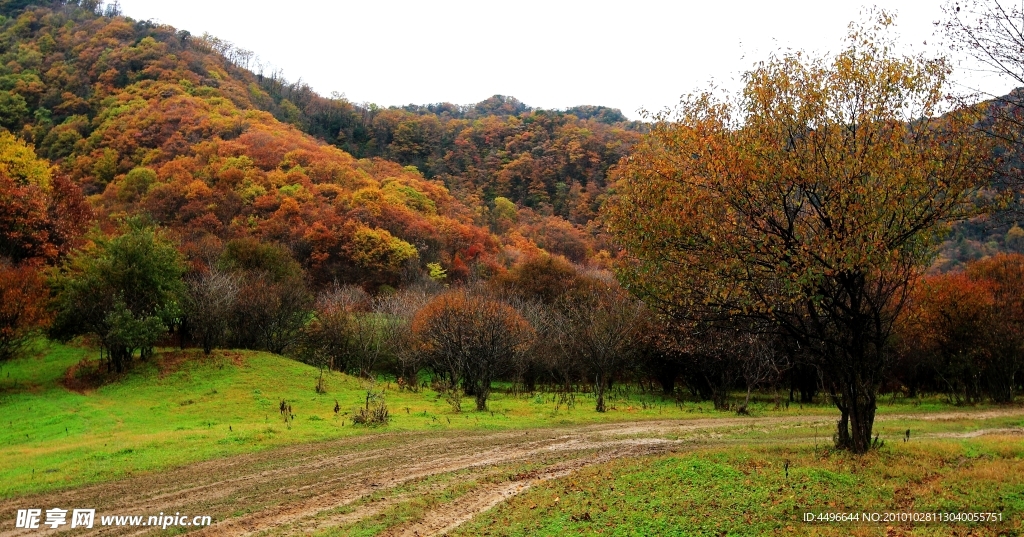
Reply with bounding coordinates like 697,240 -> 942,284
1,342 -> 1022,536
0,341 -> 836,498
452,437 -> 1024,536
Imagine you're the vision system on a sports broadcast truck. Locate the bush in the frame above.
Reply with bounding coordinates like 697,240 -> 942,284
215,239 -> 312,355
229,272 -> 311,354
351,389 -> 390,426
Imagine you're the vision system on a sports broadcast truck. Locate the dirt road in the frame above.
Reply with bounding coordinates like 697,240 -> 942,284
1,409 -> 1021,536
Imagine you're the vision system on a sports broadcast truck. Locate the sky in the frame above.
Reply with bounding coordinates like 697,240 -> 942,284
115,0 -> 1017,119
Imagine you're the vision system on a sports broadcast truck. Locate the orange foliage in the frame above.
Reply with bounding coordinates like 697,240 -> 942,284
0,261 -> 50,361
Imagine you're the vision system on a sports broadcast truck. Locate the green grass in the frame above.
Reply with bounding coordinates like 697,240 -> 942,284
0,340 -> 1017,501
0,341 -> 729,498
453,437 -> 1024,536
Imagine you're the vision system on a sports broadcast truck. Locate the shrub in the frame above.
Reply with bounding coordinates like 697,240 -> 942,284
352,389 -> 390,426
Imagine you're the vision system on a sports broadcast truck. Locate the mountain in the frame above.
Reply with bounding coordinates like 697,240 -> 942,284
5,0 -> 1015,280
247,76 -> 642,223
0,1 -> 638,289
929,91 -> 1024,272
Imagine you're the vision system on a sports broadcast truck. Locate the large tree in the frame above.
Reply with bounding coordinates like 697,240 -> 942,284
605,14 -> 993,452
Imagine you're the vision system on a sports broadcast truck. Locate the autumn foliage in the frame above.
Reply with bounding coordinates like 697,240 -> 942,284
0,2 -> 1019,419
412,288 -> 534,411
605,14 -> 993,451
900,254 -> 1024,403
0,259 -> 50,361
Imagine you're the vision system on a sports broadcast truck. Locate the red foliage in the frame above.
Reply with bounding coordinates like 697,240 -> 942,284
0,261 -> 50,361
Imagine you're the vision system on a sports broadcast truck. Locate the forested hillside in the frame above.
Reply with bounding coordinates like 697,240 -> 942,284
7,0 -> 1016,278
261,90 -> 642,222
0,0 -> 642,291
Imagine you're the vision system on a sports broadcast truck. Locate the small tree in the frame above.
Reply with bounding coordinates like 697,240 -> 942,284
50,220 -> 185,372
413,288 -> 534,411
375,286 -> 435,388
0,260 -> 50,362
350,310 -> 393,379
183,269 -> 239,354
635,320 -> 688,396
513,298 -> 559,393
231,272 -> 311,355
297,284 -> 366,391
735,330 -> 789,413
556,279 -> 645,412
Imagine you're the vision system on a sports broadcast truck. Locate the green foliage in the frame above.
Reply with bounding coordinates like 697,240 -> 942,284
383,182 -> 436,214
1007,224 -> 1024,252
491,196 -> 517,232
218,238 -> 301,283
427,262 -> 447,281
278,183 -> 304,197
116,166 -> 156,203
91,148 -> 119,185
0,90 -> 27,128
48,219 -> 185,371
103,300 -> 168,358
0,129 -> 50,188
276,98 -> 303,127
349,226 -> 418,278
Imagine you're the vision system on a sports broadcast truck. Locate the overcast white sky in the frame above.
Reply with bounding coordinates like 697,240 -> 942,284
115,1 -> 1016,119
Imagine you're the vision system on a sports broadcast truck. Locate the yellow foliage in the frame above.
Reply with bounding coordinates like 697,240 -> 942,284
0,131 -> 51,189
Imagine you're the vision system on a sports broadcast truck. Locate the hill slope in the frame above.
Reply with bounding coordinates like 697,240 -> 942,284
0,3 -> 519,285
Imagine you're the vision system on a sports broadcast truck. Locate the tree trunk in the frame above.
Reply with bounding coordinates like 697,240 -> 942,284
475,379 -> 490,411
712,390 -> 729,411
595,374 -> 606,412
835,405 -> 850,449
109,345 -> 131,373
655,364 -> 677,395
987,364 -> 1015,403
849,395 -> 876,453
522,368 -> 537,393
738,386 -> 753,414
834,382 -> 877,454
